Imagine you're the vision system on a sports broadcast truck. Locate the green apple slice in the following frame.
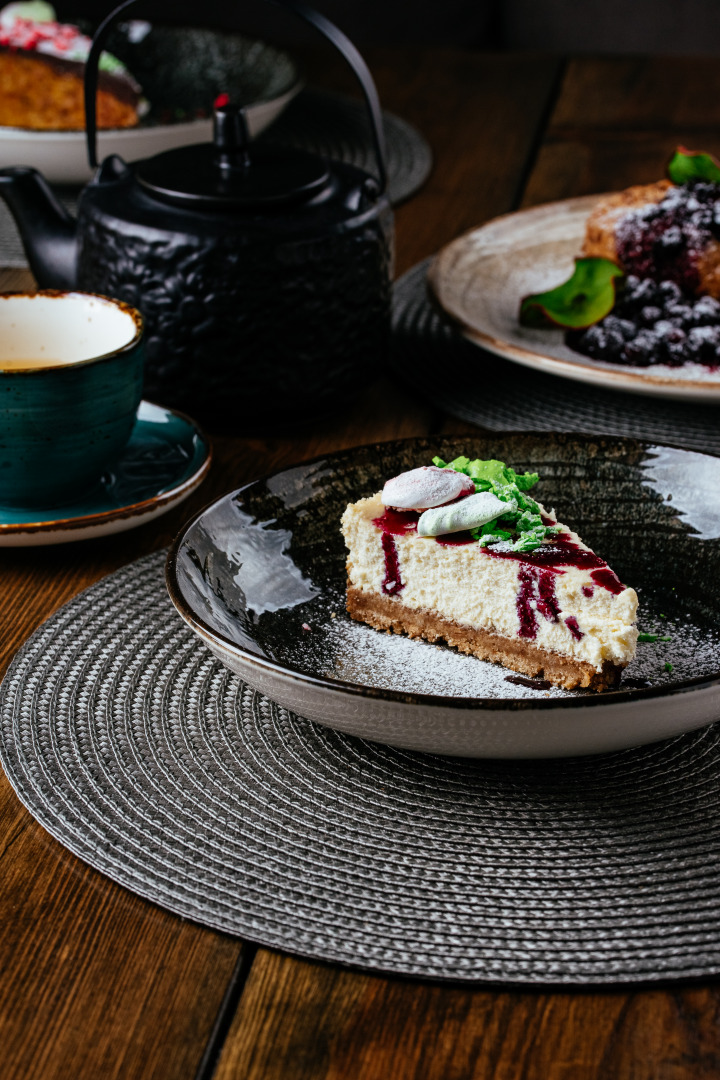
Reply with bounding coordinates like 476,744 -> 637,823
519,257 -> 624,329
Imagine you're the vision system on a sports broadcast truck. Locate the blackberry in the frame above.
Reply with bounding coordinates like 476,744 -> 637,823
622,330 -> 657,366
569,325 -> 604,357
663,302 -> 693,326
602,315 -> 636,340
688,324 -> 720,364
654,225 -> 683,252
691,295 -> 720,324
639,304 -> 663,326
657,279 -> 683,303
626,277 -> 660,308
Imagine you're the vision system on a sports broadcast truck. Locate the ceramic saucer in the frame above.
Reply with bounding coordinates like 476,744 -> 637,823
0,401 -> 211,546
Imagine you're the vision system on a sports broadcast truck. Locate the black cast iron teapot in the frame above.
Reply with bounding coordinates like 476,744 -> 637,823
0,0 -> 393,427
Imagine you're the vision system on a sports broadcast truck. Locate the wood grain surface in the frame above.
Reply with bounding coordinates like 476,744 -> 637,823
1,49 -> 719,1080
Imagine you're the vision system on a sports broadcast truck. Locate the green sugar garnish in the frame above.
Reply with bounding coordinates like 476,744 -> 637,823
665,662 -> 674,674
433,455 -> 560,552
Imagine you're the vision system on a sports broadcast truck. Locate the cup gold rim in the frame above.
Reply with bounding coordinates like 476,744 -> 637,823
0,289 -> 144,375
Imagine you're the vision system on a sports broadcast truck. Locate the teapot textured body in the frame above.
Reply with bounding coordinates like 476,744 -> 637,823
0,0 -> 394,427
74,153 -> 392,423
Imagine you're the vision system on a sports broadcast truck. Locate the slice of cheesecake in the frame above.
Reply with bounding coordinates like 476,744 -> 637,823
341,456 -> 638,692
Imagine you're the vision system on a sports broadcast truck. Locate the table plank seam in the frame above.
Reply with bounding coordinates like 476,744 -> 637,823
511,57 -> 568,211
0,817 -> 28,862
194,943 -> 259,1080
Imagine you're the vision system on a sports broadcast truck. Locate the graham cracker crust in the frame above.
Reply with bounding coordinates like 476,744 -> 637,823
346,586 -> 623,692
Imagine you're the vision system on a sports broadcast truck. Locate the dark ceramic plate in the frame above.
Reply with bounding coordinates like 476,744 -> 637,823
105,23 -> 300,122
167,434 -> 720,757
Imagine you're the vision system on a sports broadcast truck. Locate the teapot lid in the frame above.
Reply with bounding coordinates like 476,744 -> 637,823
135,104 -> 332,209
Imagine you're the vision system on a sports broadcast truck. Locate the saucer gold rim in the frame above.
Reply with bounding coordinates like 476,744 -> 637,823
0,402 -> 211,534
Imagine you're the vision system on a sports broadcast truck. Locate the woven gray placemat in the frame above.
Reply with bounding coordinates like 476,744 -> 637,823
392,260 -> 720,454
0,91 -> 431,268
261,88 -> 432,206
3,551 -> 720,985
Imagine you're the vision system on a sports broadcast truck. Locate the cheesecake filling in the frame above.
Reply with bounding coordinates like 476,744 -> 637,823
342,493 -> 638,672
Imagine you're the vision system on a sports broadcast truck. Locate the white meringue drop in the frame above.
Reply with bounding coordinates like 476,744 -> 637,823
381,466 -> 474,510
417,492 -> 516,537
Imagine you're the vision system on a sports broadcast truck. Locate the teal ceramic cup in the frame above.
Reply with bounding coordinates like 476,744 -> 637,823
0,291 -> 144,507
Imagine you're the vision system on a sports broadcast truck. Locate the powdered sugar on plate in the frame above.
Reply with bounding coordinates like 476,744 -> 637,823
275,582 -> 719,700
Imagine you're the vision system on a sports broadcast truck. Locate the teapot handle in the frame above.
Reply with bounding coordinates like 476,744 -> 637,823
85,0 -> 388,194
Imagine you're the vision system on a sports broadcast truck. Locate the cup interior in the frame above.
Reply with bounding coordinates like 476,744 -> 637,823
0,292 -> 139,370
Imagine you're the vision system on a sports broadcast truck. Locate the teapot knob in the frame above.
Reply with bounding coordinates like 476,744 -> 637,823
95,154 -> 131,183
213,104 -> 251,172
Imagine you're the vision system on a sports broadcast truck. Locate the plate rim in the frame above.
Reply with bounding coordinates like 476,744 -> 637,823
165,432 -> 720,713
428,195 -> 720,400
0,80 -> 303,142
0,400 -> 211,534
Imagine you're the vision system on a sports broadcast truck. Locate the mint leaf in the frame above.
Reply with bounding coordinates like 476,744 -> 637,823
667,147 -> 720,184
515,509 -> 543,533
511,524 -> 560,552
520,257 -> 624,329
447,456 -> 471,473
465,459 -> 508,485
476,529 -> 513,546
510,469 -> 540,491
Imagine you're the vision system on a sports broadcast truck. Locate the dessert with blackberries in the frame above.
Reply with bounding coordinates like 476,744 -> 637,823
0,1 -> 143,130
521,154 -> 720,370
342,456 -> 638,691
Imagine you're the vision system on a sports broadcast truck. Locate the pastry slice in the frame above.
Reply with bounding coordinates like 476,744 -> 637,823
341,456 -> 638,692
583,178 -> 720,299
0,2 -> 143,130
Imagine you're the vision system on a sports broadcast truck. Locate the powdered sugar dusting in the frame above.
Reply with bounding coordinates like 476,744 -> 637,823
276,585 -> 720,700
318,616 -> 574,698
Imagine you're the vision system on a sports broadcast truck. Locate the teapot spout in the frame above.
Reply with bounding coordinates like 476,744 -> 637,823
0,167 -> 77,288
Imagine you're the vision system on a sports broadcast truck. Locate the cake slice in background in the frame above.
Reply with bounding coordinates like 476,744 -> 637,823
0,1 -> 143,129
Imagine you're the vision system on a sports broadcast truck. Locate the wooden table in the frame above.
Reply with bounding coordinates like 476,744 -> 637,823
3,50 -> 720,1080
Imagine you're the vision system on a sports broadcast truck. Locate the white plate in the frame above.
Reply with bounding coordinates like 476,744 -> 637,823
0,82 -> 301,185
429,195 -> 720,403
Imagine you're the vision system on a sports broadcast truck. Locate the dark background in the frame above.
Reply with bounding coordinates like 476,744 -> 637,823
54,0 -> 720,53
